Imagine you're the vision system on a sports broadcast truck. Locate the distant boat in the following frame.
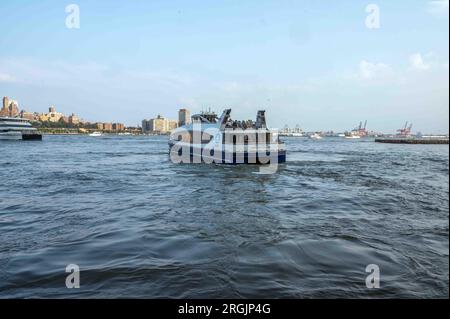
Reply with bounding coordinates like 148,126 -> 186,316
89,132 -> 103,137
309,133 -> 322,139
345,134 -> 361,139
344,131 -> 361,139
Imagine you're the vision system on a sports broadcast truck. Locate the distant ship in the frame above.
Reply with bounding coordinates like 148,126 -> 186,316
344,120 -> 367,139
89,131 -> 103,137
0,117 -> 42,140
168,109 -> 286,164
344,132 -> 361,139
308,133 -> 323,139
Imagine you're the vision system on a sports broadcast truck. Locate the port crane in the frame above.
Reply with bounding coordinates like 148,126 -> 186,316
354,120 -> 368,137
397,122 -> 413,137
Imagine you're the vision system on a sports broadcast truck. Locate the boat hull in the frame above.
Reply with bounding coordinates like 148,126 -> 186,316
22,132 -> 43,140
0,131 -> 42,140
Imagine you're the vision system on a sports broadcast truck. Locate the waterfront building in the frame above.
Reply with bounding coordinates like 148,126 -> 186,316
151,115 -> 167,132
112,123 -> 124,131
103,123 -> 113,131
178,108 -> 190,127
142,119 -> 152,133
46,106 -> 64,123
96,123 -> 104,130
68,113 -> 80,125
20,110 -> 37,121
39,113 -> 49,122
142,115 -> 178,134
168,120 -> 178,131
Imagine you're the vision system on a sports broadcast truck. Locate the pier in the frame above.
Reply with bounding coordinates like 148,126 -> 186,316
375,138 -> 449,144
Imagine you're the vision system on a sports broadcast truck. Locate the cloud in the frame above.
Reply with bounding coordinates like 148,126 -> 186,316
427,0 -> 449,18
358,60 -> 393,80
0,72 -> 18,83
409,53 -> 430,70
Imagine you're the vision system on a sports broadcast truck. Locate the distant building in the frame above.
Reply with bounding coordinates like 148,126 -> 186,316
168,120 -> 178,131
103,123 -> 113,131
20,110 -> 37,121
142,119 -> 152,133
0,96 -> 20,117
96,123 -> 104,130
45,106 -> 64,122
68,113 -> 80,125
142,115 -> 177,134
2,96 -> 9,110
178,108 -> 190,127
151,115 -> 167,132
112,123 -> 124,131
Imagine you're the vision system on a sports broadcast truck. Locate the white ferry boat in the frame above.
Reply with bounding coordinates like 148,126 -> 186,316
168,109 -> 286,164
0,117 -> 42,140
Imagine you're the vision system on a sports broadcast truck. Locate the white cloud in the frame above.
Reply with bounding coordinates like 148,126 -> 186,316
0,72 -> 18,83
427,0 -> 449,18
358,60 -> 393,80
409,53 -> 430,70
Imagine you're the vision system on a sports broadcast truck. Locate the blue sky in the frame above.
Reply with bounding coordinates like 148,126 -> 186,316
0,0 -> 448,133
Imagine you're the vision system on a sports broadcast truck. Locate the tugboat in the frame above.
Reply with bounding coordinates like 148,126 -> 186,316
168,109 -> 286,164
0,117 -> 42,140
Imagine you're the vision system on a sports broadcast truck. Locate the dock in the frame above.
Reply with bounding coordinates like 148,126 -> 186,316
375,137 -> 449,144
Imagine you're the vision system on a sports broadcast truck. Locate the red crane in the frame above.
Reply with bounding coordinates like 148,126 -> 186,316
397,122 -> 413,136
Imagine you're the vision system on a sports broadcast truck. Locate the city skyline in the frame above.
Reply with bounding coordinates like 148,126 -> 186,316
0,0 -> 449,133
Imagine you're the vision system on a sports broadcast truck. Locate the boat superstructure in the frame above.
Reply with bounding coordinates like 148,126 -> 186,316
0,117 -> 42,140
168,109 -> 286,164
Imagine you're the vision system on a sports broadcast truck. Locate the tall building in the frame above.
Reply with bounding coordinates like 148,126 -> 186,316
3,96 -> 9,110
142,119 -> 152,133
151,115 -> 167,132
0,97 -> 19,117
178,108 -> 190,127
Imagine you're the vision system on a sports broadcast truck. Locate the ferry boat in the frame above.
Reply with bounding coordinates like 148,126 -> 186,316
0,117 -> 42,140
168,109 -> 286,164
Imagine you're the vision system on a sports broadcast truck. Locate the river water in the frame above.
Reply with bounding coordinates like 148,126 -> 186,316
0,135 -> 448,298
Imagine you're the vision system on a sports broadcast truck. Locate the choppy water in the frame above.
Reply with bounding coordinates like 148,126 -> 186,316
0,135 -> 448,298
